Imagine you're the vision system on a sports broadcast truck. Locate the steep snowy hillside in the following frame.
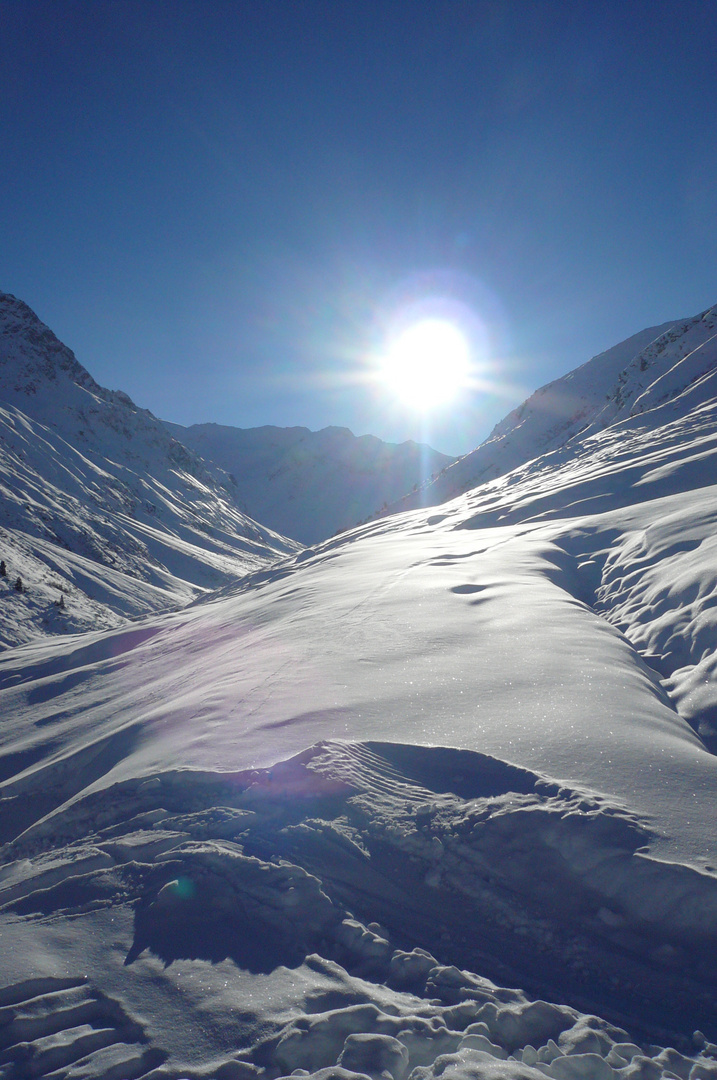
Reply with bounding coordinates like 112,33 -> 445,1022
163,420 -> 454,544
0,293 -> 300,648
2,304 -> 717,1080
394,309 -> 716,509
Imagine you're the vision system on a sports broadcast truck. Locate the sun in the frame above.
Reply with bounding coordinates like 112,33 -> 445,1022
378,319 -> 471,411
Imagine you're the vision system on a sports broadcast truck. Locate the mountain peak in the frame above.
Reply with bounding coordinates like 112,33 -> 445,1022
165,419 -> 455,544
0,294 -> 300,648
0,291 -> 99,397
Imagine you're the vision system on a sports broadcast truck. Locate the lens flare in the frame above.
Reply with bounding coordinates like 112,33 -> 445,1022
379,318 -> 471,411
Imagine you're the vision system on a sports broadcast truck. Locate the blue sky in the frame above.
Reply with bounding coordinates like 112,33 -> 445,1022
2,0 -> 716,456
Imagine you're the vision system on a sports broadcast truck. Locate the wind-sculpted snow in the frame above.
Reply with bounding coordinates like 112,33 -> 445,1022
3,296 -> 717,1077
3,465 -> 717,1074
0,294 -> 300,647
1,741 -> 717,1078
592,492 -> 717,751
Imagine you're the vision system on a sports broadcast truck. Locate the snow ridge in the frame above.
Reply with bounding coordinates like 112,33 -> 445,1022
395,308 -> 717,510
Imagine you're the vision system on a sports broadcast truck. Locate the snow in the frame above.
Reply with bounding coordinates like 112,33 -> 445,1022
394,306 -> 716,512
162,421 -> 455,545
0,293 -> 301,648
2,294 -> 717,1078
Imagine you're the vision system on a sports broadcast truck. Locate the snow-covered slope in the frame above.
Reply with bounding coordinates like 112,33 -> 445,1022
397,307 -> 716,509
2,302 -> 717,1079
163,420 -> 455,544
0,293 -> 300,647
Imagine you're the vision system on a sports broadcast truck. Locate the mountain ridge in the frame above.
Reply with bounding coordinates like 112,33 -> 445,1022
163,418 -> 455,545
0,291 -> 300,647
387,310 -> 717,513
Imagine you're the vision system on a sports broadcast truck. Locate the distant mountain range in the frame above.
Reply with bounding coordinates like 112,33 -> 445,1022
2,289 -> 716,651
163,420 -> 454,545
0,292 -> 450,646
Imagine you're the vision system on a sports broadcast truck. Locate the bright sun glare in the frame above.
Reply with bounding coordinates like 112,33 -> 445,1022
379,319 -> 471,411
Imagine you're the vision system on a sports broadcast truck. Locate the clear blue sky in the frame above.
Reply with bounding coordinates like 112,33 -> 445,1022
2,0 -> 716,456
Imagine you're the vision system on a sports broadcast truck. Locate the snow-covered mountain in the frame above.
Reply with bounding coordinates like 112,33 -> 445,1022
0,293 -> 300,647
395,306 -> 717,510
163,420 -> 455,545
2,298 -> 717,1080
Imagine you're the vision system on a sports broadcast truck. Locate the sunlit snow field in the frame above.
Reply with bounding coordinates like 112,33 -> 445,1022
2,302 -> 717,1079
